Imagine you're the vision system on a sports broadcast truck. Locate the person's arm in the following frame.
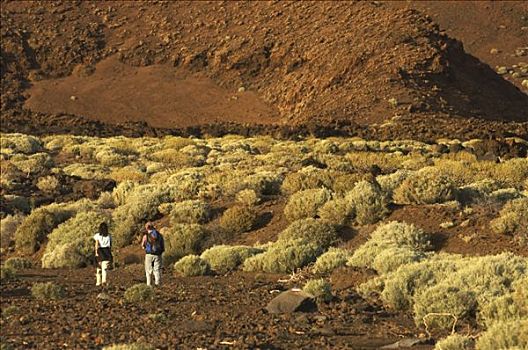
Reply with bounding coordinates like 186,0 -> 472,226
95,239 -> 100,256
141,234 -> 147,249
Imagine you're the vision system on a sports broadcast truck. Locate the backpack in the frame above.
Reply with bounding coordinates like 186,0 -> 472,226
147,230 -> 164,255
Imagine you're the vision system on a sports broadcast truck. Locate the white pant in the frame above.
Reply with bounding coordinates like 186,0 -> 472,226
145,254 -> 162,286
96,261 -> 110,286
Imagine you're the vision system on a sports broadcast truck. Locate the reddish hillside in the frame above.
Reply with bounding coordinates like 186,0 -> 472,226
1,1 -> 527,139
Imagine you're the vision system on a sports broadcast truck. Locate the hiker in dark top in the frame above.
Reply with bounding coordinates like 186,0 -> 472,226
141,222 -> 164,286
94,222 -> 113,286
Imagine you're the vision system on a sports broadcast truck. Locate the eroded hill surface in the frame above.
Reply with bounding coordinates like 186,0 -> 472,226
1,1 -> 527,139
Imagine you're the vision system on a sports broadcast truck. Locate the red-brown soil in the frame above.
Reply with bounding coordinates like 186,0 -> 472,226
1,1 -> 527,140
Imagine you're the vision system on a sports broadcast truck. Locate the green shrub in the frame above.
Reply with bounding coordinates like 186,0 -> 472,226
303,278 -> 332,302
95,148 -> 129,167
372,247 -> 425,274
347,221 -> 431,269
219,205 -> 257,235
284,188 -> 332,222
0,133 -> 43,154
15,209 -> 60,254
1,305 -> 19,317
312,247 -> 349,275
413,284 -> 477,330
490,198 -> 528,236
170,200 -> 211,225
235,189 -> 260,206
242,238 -> 323,273
103,343 -> 154,350
394,167 -> 455,205
63,163 -> 109,180
278,218 -> 338,249
110,166 -> 148,184
281,167 -> 334,194
31,282 -> 65,300
200,245 -> 263,274
112,181 -> 137,206
331,173 -> 363,195
0,214 -> 24,251
124,284 -> 155,303
174,255 -> 210,276
434,334 -> 472,350
377,170 -> 412,199
4,257 -> 32,270
457,179 -> 501,204
42,211 -> 109,268
36,176 -> 60,193
475,319 -> 528,350
10,153 -> 52,174
163,224 -> 207,265
346,180 -> 389,225
0,266 -> 16,281
317,197 -> 355,226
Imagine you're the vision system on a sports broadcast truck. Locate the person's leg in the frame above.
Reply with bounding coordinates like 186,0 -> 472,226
96,266 -> 102,286
153,255 -> 162,286
145,254 -> 153,286
101,261 -> 109,285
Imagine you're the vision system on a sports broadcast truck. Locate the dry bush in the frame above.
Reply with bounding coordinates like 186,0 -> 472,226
488,188 -> 521,202
281,167 -> 334,194
0,133 -> 42,154
42,211 -> 109,268
317,198 -> 355,226
15,209 -> 60,254
163,224 -> 206,265
95,148 -> 130,167
112,185 -> 171,248
110,166 -> 148,184
10,153 -> 53,175
0,266 -> 16,281
36,176 -> 60,193
457,179 -> 502,204
284,188 -> 332,222
377,170 -> 412,199
174,255 -> 210,276
278,218 -> 338,249
372,247 -> 426,274
413,284 -> 477,330
312,247 -> 349,275
490,198 -> 528,236
235,189 -> 260,206
346,180 -> 389,225
242,238 -> 323,273
161,169 -> 206,200
475,319 -> 528,350
0,159 -> 24,189
124,284 -> 154,303
0,214 -> 25,251
434,334 -> 472,350
63,163 -> 109,180
331,173 -> 363,195
149,149 -> 202,168
303,278 -> 332,302
394,167 -> 455,205
170,200 -> 211,225
4,257 -> 32,270
200,245 -> 263,274
31,282 -> 64,300
219,205 -> 257,235
97,192 -> 115,209
112,181 -> 137,206
162,136 -> 196,151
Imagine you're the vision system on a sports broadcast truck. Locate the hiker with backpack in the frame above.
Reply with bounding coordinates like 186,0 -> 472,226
94,222 -> 113,287
141,222 -> 165,286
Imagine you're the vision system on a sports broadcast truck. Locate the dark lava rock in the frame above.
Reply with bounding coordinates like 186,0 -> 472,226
265,289 -> 317,314
72,179 -> 116,200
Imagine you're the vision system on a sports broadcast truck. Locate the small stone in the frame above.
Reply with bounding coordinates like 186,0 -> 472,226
70,95 -> 77,101
237,86 -> 246,93
497,66 -> 508,75
490,48 -> 499,55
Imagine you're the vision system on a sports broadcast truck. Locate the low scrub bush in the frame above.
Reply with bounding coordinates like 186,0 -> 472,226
475,319 -> 528,350
434,334 -> 472,350
112,181 -> 137,206
317,197 -> 355,226
174,255 -> 210,276
42,211 -> 109,268
103,343 -> 154,350
372,247 -> 425,274
95,148 -> 129,167
219,205 -> 257,235
110,166 -> 148,184
303,278 -> 332,302
331,173 -> 363,195
200,245 -> 263,274
163,224 -> 207,265
490,198 -> 528,236
0,214 -> 24,251
0,266 -> 16,281
170,200 -> 211,225
278,218 -> 338,249
15,209 -> 61,254
377,170 -> 412,200
235,189 -> 260,206
10,153 -> 53,175
63,163 -> 109,180
4,257 -> 32,270
242,238 -> 323,273
36,176 -> 60,193
31,282 -> 64,300
284,188 -> 332,222
124,284 -> 154,303
281,167 -> 334,194
394,167 -> 455,205
413,284 -> 477,330
312,247 -> 349,275
346,180 -> 389,225
0,133 -> 43,154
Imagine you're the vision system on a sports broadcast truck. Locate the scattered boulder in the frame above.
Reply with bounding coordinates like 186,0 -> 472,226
265,289 -> 317,314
